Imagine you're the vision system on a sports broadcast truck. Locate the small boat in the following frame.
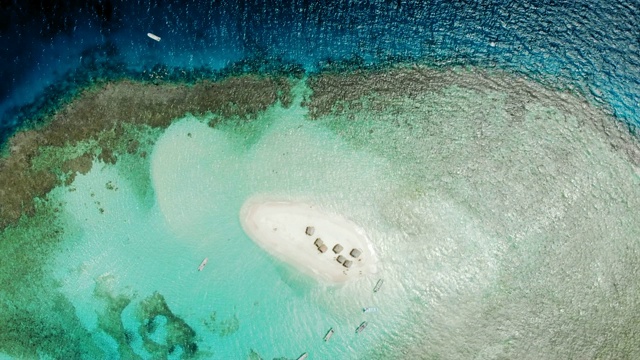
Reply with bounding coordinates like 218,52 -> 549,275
373,279 -> 384,293
323,328 -> 334,342
147,33 -> 161,41
362,307 -> 378,313
355,321 -> 368,334
198,258 -> 208,271
296,352 -> 308,360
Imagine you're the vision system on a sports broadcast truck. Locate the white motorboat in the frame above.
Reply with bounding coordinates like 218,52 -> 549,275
323,328 -> 334,342
355,321 -> 368,333
198,258 -> 208,271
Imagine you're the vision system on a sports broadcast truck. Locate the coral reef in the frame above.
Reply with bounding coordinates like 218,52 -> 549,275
0,74 -> 292,229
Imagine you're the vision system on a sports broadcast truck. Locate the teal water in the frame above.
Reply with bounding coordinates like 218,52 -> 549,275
5,70 -> 640,359
47,82 -> 404,359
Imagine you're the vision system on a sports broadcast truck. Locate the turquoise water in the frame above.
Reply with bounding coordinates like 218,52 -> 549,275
45,84 -> 406,359
14,75 -> 635,358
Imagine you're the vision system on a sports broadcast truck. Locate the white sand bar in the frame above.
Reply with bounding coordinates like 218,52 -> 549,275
240,199 -> 377,284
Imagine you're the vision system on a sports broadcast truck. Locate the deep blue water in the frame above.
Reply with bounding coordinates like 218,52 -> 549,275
0,0 -> 639,144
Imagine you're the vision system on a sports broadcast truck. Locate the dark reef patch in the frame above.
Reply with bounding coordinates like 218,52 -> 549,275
93,280 -> 200,359
203,311 -> 241,337
0,204 -> 103,358
40,75 -> 293,147
136,292 -> 199,359
61,152 -> 94,175
94,274 -> 141,360
1,51 -> 302,147
306,66 -> 640,166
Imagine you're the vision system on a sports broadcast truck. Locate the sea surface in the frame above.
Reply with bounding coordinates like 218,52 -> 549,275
0,1 -> 639,359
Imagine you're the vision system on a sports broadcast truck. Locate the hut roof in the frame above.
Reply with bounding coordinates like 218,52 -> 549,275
305,226 -> 315,236
332,244 -> 344,254
349,248 -> 362,258
336,255 -> 346,263
318,244 -> 328,253
343,260 -> 353,268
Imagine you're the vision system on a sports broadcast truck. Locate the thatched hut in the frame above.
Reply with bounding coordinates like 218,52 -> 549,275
305,226 -> 315,236
343,260 -> 353,268
332,244 -> 344,254
314,238 -> 324,247
318,244 -> 328,253
336,255 -> 346,264
349,248 -> 362,258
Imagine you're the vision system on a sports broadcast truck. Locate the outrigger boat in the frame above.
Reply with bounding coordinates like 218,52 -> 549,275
355,321 -> 368,334
323,328 -> 334,342
373,279 -> 384,292
296,352 -> 308,360
198,258 -> 208,271
362,307 -> 378,313
147,32 -> 161,41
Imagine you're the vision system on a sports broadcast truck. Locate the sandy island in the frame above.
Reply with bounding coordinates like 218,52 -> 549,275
240,199 -> 377,284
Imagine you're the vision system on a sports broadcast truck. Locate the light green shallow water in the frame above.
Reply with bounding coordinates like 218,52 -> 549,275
7,74 -> 640,359
48,82 -> 405,359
